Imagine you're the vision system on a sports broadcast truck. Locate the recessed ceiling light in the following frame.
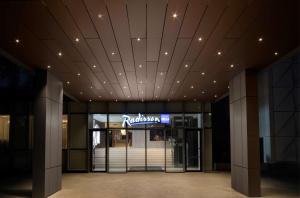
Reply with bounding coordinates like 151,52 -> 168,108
190,85 -> 194,89
164,51 -> 168,55
97,14 -> 103,19
274,52 -> 279,56
58,52 -> 63,57
138,64 -> 142,68
93,65 -> 96,68
176,80 -> 180,84
75,38 -> 80,42
172,13 -> 178,18
103,81 -> 106,84
230,64 -> 234,68
66,81 -> 70,85
217,51 -> 222,56
184,64 -> 189,68
160,72 -> 164,76
201,72 -> 205,75
198,37 -> 202,42
213,80 -> 216,84
47,65 -> 51,69
111,52 -> 116,55
137,37 -> 141,42
77,73 -> 81,76
15,39 -> 20,44
258,37 -> 263,42
89,99 -> 92,102
90,86 -> 93,89
118,72 -> 122,76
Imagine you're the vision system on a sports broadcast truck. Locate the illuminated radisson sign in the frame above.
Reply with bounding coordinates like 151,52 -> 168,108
122,113 -> 169,127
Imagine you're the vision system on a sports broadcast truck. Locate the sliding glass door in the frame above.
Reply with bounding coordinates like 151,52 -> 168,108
91,130 -> 107,172
108,129 -> 127,172
127,129 -> 146,171
146,129 -> 165,171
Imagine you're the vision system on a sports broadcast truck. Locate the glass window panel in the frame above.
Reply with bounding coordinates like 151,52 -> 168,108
109,114 -> 124,128
144,114 -> 171,128
170,114 -> 183,128
126,114 -> 145,129
184,114 -> 202,128
89,114 -> 107,129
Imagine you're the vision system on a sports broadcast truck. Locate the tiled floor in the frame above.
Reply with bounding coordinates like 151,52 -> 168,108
0,172 -> 299,198
50,172 -> 299,198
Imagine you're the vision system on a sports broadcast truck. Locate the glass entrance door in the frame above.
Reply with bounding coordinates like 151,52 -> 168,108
91,130 -> 107,172
185,129 -> 201,171
146,129 -> 165,171
127,129 -> 146,171
108,129 -> 127,172
165,128 -> 185,172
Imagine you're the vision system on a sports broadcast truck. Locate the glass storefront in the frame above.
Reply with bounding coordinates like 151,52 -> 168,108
89,113 -> 203,173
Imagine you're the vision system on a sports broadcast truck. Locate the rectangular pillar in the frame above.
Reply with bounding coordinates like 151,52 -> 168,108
229,70 -> 261,197
33,71 -> 63,198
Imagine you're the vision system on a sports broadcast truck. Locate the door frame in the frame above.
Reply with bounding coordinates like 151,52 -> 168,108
89,129 -> 108,172
184,128 -> 202,172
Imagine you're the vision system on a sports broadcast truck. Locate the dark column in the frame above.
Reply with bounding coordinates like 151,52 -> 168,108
229,70 -> 261,197
33,71 -> 63,198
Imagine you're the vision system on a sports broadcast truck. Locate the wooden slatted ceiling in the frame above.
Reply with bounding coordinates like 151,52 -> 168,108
0,0 -> 298,102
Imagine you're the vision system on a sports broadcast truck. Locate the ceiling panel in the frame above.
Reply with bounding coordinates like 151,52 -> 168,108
0,0 -> 298,102
179,0 -> 206,38
64,0 -> 98,38
132,38 -> 146,83
146,0 -> 167,61
156,0 -> 189,72
106,0 -> 135,72
127,0 -> 146,38
86,39 -> 118,83
83,0 -> 122,62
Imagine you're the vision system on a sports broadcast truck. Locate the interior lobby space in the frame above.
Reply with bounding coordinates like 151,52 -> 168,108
0,0 -> 299,197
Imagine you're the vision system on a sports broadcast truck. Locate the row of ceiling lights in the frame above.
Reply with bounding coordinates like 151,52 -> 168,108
13,36 -> 278,102
13,11 -> 279,102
